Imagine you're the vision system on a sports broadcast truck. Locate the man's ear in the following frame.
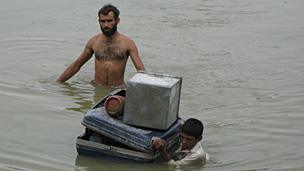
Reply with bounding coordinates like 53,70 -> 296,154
197,136 -> 202,141
116,18 -> 120,24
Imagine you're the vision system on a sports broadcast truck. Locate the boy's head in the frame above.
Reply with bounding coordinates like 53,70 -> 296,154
180,118 -> 204,150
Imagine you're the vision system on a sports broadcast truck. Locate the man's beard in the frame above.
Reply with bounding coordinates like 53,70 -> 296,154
101,25 -> 117,37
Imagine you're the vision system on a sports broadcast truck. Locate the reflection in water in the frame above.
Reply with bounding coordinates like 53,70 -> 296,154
75,155 -> 164,171
75,154 -> 204,171
74,155 -> 133,171
58,82 -> 118,113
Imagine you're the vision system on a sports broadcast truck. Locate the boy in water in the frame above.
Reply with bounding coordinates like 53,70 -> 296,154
152,118 -> 209,166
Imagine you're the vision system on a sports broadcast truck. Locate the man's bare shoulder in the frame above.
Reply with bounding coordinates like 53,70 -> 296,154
85,34 -> 104,49
89,33 -> 103,43
116,33 -> 133,42
117,33 -> 136,47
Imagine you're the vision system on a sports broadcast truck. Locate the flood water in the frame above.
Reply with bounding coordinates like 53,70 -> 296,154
1,0 -> 304,171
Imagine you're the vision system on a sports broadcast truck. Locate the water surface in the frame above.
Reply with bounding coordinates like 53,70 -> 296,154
1,0 -> 304,170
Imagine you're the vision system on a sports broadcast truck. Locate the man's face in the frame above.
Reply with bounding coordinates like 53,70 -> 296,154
180,133 -> 200,150
98,11 -> 119,37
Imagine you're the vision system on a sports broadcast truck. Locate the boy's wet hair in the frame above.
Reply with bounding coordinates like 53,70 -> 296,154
98,4 -> 120,19
181,118 -> 204,139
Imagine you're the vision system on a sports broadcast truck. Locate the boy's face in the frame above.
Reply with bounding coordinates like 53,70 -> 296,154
180,133 -> 200,150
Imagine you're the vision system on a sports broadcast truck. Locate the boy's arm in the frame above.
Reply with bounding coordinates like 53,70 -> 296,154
166,151 -> 204,166
151,139 -> 171,162
152,139 -> 208,166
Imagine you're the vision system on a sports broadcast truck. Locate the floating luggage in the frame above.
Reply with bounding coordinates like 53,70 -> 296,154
76,89 -> 182,163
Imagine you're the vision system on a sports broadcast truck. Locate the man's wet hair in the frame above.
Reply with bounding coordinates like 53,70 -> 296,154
181,118 -> 204,139
98,4 -> 120,19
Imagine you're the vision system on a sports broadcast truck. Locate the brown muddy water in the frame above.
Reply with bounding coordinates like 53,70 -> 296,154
0,0 -> 304,171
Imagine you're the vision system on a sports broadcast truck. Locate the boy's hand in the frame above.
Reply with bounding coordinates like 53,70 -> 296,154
151,138 -> 171,162
151,138 -> 166,151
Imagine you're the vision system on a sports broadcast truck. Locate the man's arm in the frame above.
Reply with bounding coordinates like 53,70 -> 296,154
57,41 -> 94,82
128,39 -> 145,71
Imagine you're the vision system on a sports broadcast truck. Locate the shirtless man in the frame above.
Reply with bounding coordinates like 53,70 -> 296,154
57,4 -> 145,86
